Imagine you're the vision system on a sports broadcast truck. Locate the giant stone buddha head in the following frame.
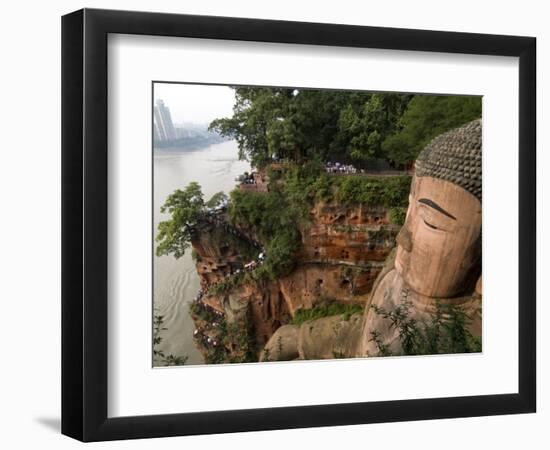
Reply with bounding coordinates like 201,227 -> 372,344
395,119 -> 482,298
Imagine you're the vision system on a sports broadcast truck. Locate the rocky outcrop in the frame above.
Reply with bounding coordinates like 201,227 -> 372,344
302,202 -> 398,264
190,200 -> 399,362
191,219 -> 260,287
274,201 -> 398,315
261,313 -> 363,361
224,281 -> 291,346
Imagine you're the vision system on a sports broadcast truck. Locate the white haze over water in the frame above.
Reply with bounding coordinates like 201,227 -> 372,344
154,82 -> 236,125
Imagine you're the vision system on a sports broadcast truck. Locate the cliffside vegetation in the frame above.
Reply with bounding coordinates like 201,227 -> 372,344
209,88 -> 481,169
156,182 -> 227,259
189,301 -> 257,364
228,162 -> 411,281
369,300 -> 482,356
382,95 -> 483,165
334,174 -> 411,207
291,302 -> 364,326
227,188 -> 301,281
388,207 -> 407,225
153,312 -> 189,366
155,163 -> 411,299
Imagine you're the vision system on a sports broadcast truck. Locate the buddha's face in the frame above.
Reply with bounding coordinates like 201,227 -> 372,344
395,175 -> 481,298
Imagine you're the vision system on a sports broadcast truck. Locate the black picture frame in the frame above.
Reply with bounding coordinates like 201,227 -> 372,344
61,8 -> 536,442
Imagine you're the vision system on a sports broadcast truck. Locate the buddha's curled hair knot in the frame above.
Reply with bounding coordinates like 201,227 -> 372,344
415,119 -> 482,201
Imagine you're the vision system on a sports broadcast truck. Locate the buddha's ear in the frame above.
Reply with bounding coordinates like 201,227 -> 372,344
475,275 -> 482,296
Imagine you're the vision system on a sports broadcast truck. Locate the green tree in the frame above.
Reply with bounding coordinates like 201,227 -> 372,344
205,191 -> 228,209
228,186 -> 302,280
211,88 -> 480,169
210,87 -> 293,167
337,93 -> 411,164
210,88 -> 376,167
273,89 -> 370,163
156,182 -> 226,259
382,95 -> 482,166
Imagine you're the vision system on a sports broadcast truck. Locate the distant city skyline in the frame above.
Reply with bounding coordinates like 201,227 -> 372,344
154,99 -> 177,142
153,83 -> 236,126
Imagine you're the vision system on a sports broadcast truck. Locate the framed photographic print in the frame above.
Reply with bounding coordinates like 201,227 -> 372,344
61,8 -> 536,442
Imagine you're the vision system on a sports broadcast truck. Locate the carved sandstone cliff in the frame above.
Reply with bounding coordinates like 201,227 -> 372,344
189,199 -> 399,363
286,201 -> 399,311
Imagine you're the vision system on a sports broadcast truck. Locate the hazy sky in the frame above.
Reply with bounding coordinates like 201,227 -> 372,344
154,83 -> 236,126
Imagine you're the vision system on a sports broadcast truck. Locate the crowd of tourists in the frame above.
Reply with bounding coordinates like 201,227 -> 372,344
236,172 -> 258,185
190,248 -> 265,317
189,195 -> 269,353
191,296 -> 225,350
193,328 -> 219,348
324,161 -> 362,174
204,250 -> 266,293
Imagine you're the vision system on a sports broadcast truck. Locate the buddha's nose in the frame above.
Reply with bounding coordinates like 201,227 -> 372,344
396,217 -> 413,252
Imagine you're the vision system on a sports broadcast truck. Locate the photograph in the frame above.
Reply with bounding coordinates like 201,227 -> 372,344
152,83 -> 483,366
0,0 -> 543,446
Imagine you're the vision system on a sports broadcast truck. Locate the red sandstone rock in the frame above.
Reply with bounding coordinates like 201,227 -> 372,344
190,200 -> 398,359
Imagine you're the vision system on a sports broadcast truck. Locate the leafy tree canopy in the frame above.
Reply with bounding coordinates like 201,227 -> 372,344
381,95 -> 482,166
210,87 -> 481,168
336,93 -> 411,164
155,182 -> 226,259
210,88 -> 411,168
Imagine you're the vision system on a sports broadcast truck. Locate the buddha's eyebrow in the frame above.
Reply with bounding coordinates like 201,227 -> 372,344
418,198 -> 456,220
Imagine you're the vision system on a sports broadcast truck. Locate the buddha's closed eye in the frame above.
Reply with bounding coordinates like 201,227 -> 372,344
423,219 -> 439,230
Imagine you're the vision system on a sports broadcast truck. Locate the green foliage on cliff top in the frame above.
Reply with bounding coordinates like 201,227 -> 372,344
209,87 -> 481,168
333,174 -> 411,207
269,160 -> 411,210
382,95 -> 482,166
210,88 -> 410,168
228,188 -> 301,280
276,159 -> 331,219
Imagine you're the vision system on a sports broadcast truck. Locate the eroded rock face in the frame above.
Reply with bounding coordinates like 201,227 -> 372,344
278,264 -> 374,315
225,281 -> 291,347
191,221 -> 259,287
302,202 -> 399,265
190,201 -> 399,362
274,202 -> 398,315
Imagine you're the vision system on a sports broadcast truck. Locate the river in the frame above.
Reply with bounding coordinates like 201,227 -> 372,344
153,140 -> 251,365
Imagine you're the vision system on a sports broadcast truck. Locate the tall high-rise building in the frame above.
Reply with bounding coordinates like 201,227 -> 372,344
154,99 -> 177,142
